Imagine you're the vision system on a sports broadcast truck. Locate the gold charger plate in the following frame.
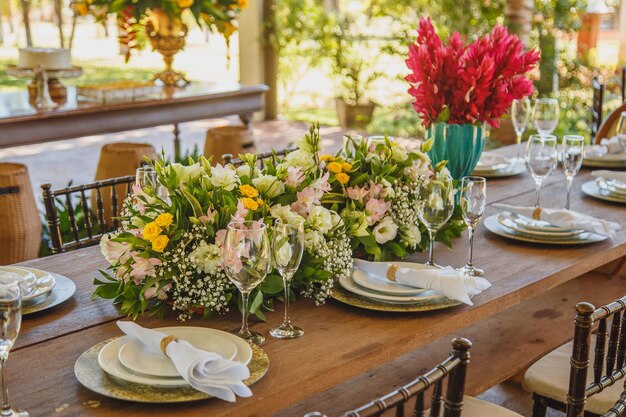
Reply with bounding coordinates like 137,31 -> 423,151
331,285 -> 462,312
74,338 -> 269,403
23,273 -> 76,315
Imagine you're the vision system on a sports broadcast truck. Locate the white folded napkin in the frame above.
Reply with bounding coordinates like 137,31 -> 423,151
591,170 -> 626,184
494,204 -> 621,239
587,137 -> 626,157
353,259 -> 491,306
476,152 -> 510,169
117,321 -> 252,402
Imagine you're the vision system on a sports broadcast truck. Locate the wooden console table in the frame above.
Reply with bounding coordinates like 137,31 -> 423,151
0,82 -> 268,158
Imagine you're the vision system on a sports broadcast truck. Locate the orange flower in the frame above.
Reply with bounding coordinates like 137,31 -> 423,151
239,184 -> 259,198
241,197 -> 259,211
327,162 -> 342,174
336,172 -> 350,185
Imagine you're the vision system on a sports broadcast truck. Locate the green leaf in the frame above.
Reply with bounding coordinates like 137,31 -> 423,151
259,274 -> 284,295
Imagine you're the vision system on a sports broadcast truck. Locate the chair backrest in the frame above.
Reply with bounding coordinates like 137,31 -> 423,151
339,338 -> 472,417
621,66 -> 625,103
595,101 -> 626,144
566,296 -> 626,417
591,76 -> 605,141
41,176 -> 135,254
222,145 -> 296,168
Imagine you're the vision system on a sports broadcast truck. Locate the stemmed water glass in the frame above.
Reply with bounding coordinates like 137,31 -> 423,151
270,218 -> 305,339
533,98 -> 559,135
0,272 -> 28,417
526,135 -> 558,208
562,135 -> 585,210
136,166 -> 158,192
222,221 -> 271,345
458,176 -> 487,277
511,98 -> 531,164
417,174 -> 455,268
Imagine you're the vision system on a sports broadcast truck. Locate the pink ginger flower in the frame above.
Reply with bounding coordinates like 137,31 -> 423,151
199,207 -> 217,224
284,167 -> 305,188
365,198 -> 391,225
346,186 -> 369,204
144,283 -> 172,300
311,171 -> 332,192
368,182 -> 385,200
231,200 -> 249,223
129,252 -> 162,285
291,186 -> 323,216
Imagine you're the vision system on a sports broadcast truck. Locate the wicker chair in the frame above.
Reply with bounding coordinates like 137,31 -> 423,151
524,295 -> 626,417
591,76 -> 605,141
41,176 -> 135,254
222,145 -> 296,168
335,338 -> 522,417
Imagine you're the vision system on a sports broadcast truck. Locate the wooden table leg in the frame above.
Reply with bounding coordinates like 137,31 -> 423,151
173,123 -> 181,161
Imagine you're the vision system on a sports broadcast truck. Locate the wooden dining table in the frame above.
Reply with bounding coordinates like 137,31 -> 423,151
9,144 -> 626,417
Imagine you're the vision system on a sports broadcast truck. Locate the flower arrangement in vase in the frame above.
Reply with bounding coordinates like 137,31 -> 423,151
405,17 -> 540,179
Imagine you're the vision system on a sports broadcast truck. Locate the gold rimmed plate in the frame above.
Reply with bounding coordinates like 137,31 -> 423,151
581,180 -> 626,204
75,338 -> 269,403
22,273 -> 75,315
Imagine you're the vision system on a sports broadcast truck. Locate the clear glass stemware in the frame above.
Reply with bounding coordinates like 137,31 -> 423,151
417,174 -> 455,268
222,221 -> 271,345
562,135 -> 585,210
135,166 -> 158,192
458,176 -> 487,277
533,98 -> 559,135
270,218 -> 305,339
0,272 -> 28,417
511,98 -> 531,164
526,134 -> 558,208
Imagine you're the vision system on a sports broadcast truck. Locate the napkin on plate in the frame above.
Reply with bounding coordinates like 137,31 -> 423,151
493,204 -> 621,239
591,170 -> 626,184
586,136 -> 625,157
117,321 -> 252,402
476,152 -> 510,169
353,259 -> 491,306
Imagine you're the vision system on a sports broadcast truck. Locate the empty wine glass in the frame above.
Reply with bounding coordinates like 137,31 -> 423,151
511,98 -> 531,164
562,135 -> 585,210
136,166 -> 158,192
526,135 -> 558,208
533,98 -> 559,135
418,174 -> 455,268
0,272 -> 28,417
270,218 -> 305,339
222,221 -> 271,345
458,177 -> 487,277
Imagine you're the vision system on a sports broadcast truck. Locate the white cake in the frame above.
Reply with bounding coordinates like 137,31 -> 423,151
17,48 -> 72,70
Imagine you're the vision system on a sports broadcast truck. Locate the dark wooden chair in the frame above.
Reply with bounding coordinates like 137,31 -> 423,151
41,176 -> 135,254
222,145 -> 296,168
334,338 -> 522,417
525,295 -> 626,417
595,102 -> 626,144
591,76 -> 605,141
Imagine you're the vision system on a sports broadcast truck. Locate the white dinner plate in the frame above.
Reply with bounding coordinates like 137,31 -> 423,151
118,327 -> 239,378
497,213 -> 584,238
473,163 -> 526,178
338,273 -> 441,304
351,263 -> 432,296
485,215 -> 607,245
501,211 -> 572,233
582,180 -> 626,204
98,327 -> 253,388
0,266 -> 56,302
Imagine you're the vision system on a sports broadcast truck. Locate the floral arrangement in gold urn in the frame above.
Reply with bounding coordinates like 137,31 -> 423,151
74,0 -> 248,86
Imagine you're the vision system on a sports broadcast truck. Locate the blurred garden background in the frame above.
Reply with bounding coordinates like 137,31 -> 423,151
0,0 -> 625,145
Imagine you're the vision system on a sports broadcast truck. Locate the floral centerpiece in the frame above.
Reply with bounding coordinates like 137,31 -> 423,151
318,135 -> 465,261
94,126 -> 352,320
405,17 -> 540,179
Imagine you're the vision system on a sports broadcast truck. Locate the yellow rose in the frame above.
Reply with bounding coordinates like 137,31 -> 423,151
256,198 -> 264,207
75,2 -> 89,16
336,172 -> 350,185
151,235 -> 169,253
239,184 -> 259,198
177,0 -> 193,8
341,162 -> 353,172
241,197 -> 259,211
142,222 -> 162,242
320,154 -> 335,162
155,213 -> 174,228
327,162 -> 342,174
237,0 -> 248,8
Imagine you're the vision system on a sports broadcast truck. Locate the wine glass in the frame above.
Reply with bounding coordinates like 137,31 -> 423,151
533,98 -> 559,135
458,176 -> 487,277
135,166 -> 158,193
526,135 -> 558,208
222,221 -> 271,345
562,135 -> 585,210
270,218 -> 305,339
418,174 -> 455,267
511,98 -> 531,164
0,272 -> 28,417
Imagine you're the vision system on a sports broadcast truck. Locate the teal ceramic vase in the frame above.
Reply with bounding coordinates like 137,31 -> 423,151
427,123 -> 485,180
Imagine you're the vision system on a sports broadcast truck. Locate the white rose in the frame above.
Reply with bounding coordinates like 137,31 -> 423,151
274,242 -> 293,268
304,230 -> 323,252
171,163 -> 204,185
270,204 -> 304,222
400,225 -> 422,248
210,164 -> 239,191
391,145 -> 408,162
281,149 -> 317,172
236,165 -> 260,179
252,174 -> 285,198
372,216 -> 398,244
306,206 -> 332,234
100,234 -> 131,265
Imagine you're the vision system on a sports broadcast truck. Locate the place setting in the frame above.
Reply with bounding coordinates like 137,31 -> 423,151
0,265 -> 75,315
582,170 -> 626,204
582,112 -> 626,168
485,134 -> 621,245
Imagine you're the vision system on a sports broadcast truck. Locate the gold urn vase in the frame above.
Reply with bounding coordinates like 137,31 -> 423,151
146,9 -> 190,87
